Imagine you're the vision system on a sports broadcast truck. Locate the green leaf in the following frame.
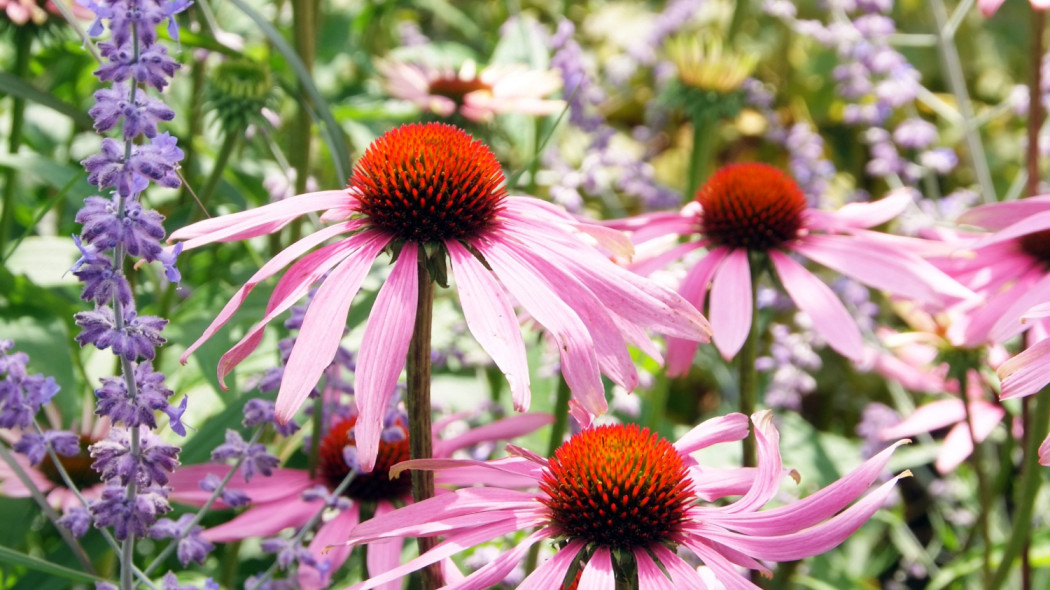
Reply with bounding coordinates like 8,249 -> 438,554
0,72 -> 93,129
0,544 -> 105,584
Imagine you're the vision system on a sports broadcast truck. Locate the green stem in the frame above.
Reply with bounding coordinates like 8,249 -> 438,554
522,377 -> 572,576
0,26 -> 33,263
290,0 -> 316,193
739,252 -> 762,468
406,247 -> 441,590
988,385 -> 1050,590
685,115 -> 717,201
195,130 -> 241,216
727,0 -> 750,41
953,365 -> 993,587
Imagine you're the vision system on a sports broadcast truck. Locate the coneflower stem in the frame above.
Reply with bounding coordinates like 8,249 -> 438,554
0,26 -> 32,263
406,247 -> 441,590
739,253 -> 762,468
953,365 -> 992,587
685,115 -> 717,201
989,385 -> 1050,590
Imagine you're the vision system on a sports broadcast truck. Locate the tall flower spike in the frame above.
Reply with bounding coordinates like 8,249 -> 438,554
169,122 -> 711,472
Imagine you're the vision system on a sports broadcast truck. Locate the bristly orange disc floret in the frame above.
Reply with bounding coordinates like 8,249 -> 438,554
1019,229 -> 1050,268
697,162 -> 807,251
318,417 -> 412,502
350,122 -> 507,243
540,424 -> 695,549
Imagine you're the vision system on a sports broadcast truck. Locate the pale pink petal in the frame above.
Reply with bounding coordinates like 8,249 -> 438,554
579,547 -> 614,589
169,190 -> 352,249
634,547 -> 677,590
299,507 -> 360,590
441,529 -> 551,590
477,239 -> 606,420
988,273 -> 1050,343
667,246 -> 729,375
203,497 -> 321,542
880,399 -> 965,439
448,240 -> 532,410
978,0 -> 1006,16
689,467 -> 757,502
649,543 -> 717,589
367,501 -> 405,590
0,452 -> 53,497
935,402 -> 1004,473
168,465 -> 313,508
629,240 -> 703,277
345,520 -> 535,590
1040,434 -> 1050,466
398,455 -> 545,485
517,539 -> 585,590
805,189 -> 911,230
792,234 -> 974,303
274,234 -> 391,423
433,413 -> 553,458
177,221 -> 358,363
722,411 -> 783,514
968,209 -> 1050,249
344,487 -> 540,544
602,210 -> 701,244
999,337 -> 1050,400
700,441 -> 906,535
1023,302 -> 1050,322
709,248 -> 752,360
675,412 -> 750,454
692,474 -> 907,561
214,231 -> 389,386
353,246 -> 419,472
681,539 -> 759,590
949,268 -> 1043,347
769,250 -> 863,361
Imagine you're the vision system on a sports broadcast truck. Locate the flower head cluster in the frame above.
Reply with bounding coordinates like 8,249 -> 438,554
339,411 -> 908,589
71,0 -> 191,549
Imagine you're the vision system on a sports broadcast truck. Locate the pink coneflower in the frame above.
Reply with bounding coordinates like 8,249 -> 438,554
939,195 -> 1050,348
0,0 -> 90,26
170,410 -> 552,589
377,59 -> 565,122
337,411 -> 907,589
979,0 -> 1050,17
169,122 -> 711,471
611,163 -> 971,367
998,302 -> 1050,464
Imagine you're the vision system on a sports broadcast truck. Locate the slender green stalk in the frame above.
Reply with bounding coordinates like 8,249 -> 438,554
952,366 -> 992,587
290,0 -> 317,196
522,377 -> 572,576
0,26 -> 32,263
406,248 -> 441,590
685,115 -> 717,202
988,385 -> 1050,590
195,130 -> 241,216
0,444 -> 95,574
739,253 -> 762,468
727,0 -> 750,41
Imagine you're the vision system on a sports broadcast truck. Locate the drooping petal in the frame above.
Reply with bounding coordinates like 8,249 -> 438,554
680,538 -> 760,590
722,411 -> 783,514
675,412 -> 749,454
634,547 -> 677,590
967,209 -> 1050,250
805,188 -> 912,231
691,474 -> 907,561
354,245 -> 419,473
477,238 -> 606,421
367,501 -> 406,590
709,248 -> 752,360
957,194 -> 1050,229
202,497 -> 321,542
987,272 -> 1050,343
299,507 -> 360,590
769,250 -> 863,361
880,399 -> 965,439
666,246 -> 729,376
448,240 -> 532,411
274,233 -> 391,423
177,221 -> 358,363
1040,434 -> 1050,466
935,402 -> 1004,473
441,529 -> 551,590
169,190 -> 353,249
649,543 -> 714,590
215,230 -> 389,386
517,539 -> 585,590
168,465 -> 313,508
999,337 -> 1050,400
793,234 -> 974,303
579,547 -> 615,589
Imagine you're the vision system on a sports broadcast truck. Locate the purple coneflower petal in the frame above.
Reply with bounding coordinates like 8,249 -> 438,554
999,336 -> 1050,400
366,501 -> 405,590
675,412 -> 749,454
204,497 -> 321,542
722,411 -> 783,514
633,547 -> 676,590
433,413 -> 553,457
956,194 -> 1050,229
448,241 -> 532,411
987,273 -> 1050,343
167,465 -> 311,508
804,189 -> 911,231
710,248 -> 752,360
353,246 -> 419,472
649,543 -> 713,589
666,245 -> 728,375
444,530 -> 550,590
517,539 -> 584,590
880,399 -> 963,439
967,209 -> 1050,250
300,507 -> 359,590
273,233 -> 390,422
770,250 -> 864,361
580,547 -> 614,588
